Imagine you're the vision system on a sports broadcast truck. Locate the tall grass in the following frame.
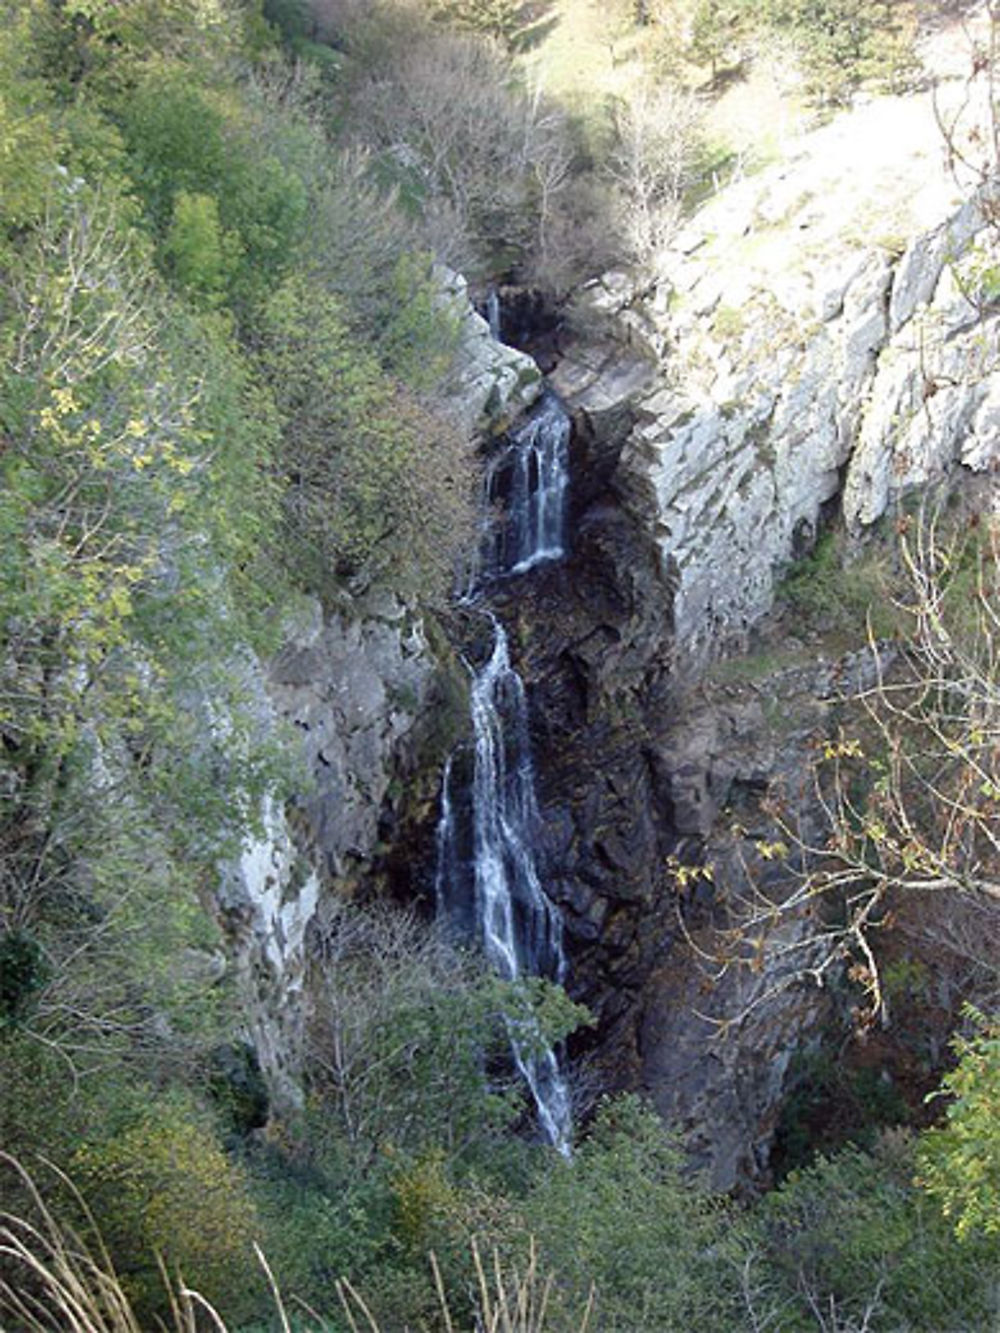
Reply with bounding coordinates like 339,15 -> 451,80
0,1156 -> 593,1333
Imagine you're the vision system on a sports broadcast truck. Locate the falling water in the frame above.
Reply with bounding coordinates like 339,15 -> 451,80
486,286 -> 502,341
483,391 -> 570,580
435,618 -> 572,1154
436,385 -> 573,1150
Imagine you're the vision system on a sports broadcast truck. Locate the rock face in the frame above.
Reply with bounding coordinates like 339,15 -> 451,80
552,92 -> 999,668
436,266 -> 544,432
532,77 -> 1000,1186
216,593 -> 451,1106
218,68 -> 1000,1188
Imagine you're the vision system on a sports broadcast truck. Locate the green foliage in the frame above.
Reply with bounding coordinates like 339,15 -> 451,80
429,0 -> 525,46
255,272 -> 475,598
918,1007 -> 1000,1242
689,0 -> 754,76
0,9 -> 62,240
524,1096 -> 740,1329
377,251 -> 461,390
121,72 -> 307,305
0,931 -> 49,1029
163,189 -> 242,305
683,0 -> 917,104
777,526 -> 903,639
262,0 -> 310,44
72,1092 -> 263,1322
750,1133 -> 1000,1329
305,903 -> 590,1166
773,1045 -> 910,1175
761,0 -> 918,105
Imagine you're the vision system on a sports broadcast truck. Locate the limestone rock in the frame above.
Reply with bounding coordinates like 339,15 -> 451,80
435,266 -> 543,432
554,89 -> 998,668
215,591 -> 447,1107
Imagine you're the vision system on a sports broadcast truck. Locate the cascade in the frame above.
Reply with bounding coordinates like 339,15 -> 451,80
482,391 -> 570,580
436,618 -> 572,1154
486,286 -> 502,341
436,390 -> 574,1152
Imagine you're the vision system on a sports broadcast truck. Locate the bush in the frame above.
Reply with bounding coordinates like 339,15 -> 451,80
255,272 -> 476,599
748,1133 -> 1000,1330
524,1096 -> 740,1329
917,1008 -> 1000,1242
71,1094 -> 263,1323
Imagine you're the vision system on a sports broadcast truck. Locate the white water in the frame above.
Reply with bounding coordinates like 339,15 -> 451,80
435,618 -> 572,1154
437,385 -> 573,1151
483,392 -> 570,580
472,618 -> 571,1152
486,286 -> 501,341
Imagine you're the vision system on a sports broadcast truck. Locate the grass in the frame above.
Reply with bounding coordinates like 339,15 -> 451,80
514,0 -> 811,176
0,1156 -> 593,1333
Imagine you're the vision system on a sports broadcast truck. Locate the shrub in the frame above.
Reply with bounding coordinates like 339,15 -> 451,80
71,1095 -> 263,1323
524,1096 -> 740,1329
255,272 -> 476,599
917,1008 -> 1000,1242
748,1133 -> 1000,1330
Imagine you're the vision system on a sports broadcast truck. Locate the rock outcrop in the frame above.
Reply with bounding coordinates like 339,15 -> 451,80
534,72 -> 1000,1186
216,592 -> 450,1105
437,267 -> 544,432
553,92 -> 999,668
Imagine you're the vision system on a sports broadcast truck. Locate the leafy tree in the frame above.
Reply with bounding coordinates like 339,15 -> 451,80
163,189 -> 242,305
429,0 -> 525,47
304,900 -> 588,1164
0,8 -> 63,241
688,0 -> 754,78
121,72 -> 307,305
746,1132 -> 1000,1330
918,1007 -> 1000,1242
71,1093 -> 263,1322
761,0 -> 917,105
524,1096 -> 740,1329
255,271 -> 476,598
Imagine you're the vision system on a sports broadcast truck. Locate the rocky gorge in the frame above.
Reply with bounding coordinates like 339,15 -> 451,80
218,40 -> 1000,1193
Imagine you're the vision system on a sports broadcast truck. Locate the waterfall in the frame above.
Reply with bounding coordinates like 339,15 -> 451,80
436,617 -> 572,1154
483,391 -> 570,580
436,386 -> 573,1151
486,286 -> 501,341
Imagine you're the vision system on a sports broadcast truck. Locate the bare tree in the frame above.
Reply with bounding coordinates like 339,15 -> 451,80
305,900 -> 528,1159
687,511 -> 1000,1032
604,81 -> 702,265
346,27 -> 572,274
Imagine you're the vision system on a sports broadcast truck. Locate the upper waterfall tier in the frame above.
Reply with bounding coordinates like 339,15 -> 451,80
482,391 -> 570,580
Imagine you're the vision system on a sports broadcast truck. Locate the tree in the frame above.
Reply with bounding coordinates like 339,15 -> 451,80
605,81 -> 701,264
523,1096 -> 741,1329
428,0 -> 524,47
761,0 -> 917,105
917,1007 -> 1000,1241
163,190 -> 241,304
696,513 -> 1000,1031
744,1132 -> 1000,1330
349,25 -> 572,275
304,900 -> 586,1163
688,0 -> 754,79
254,270 -> 476,599
71,1094 -> 262,1322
